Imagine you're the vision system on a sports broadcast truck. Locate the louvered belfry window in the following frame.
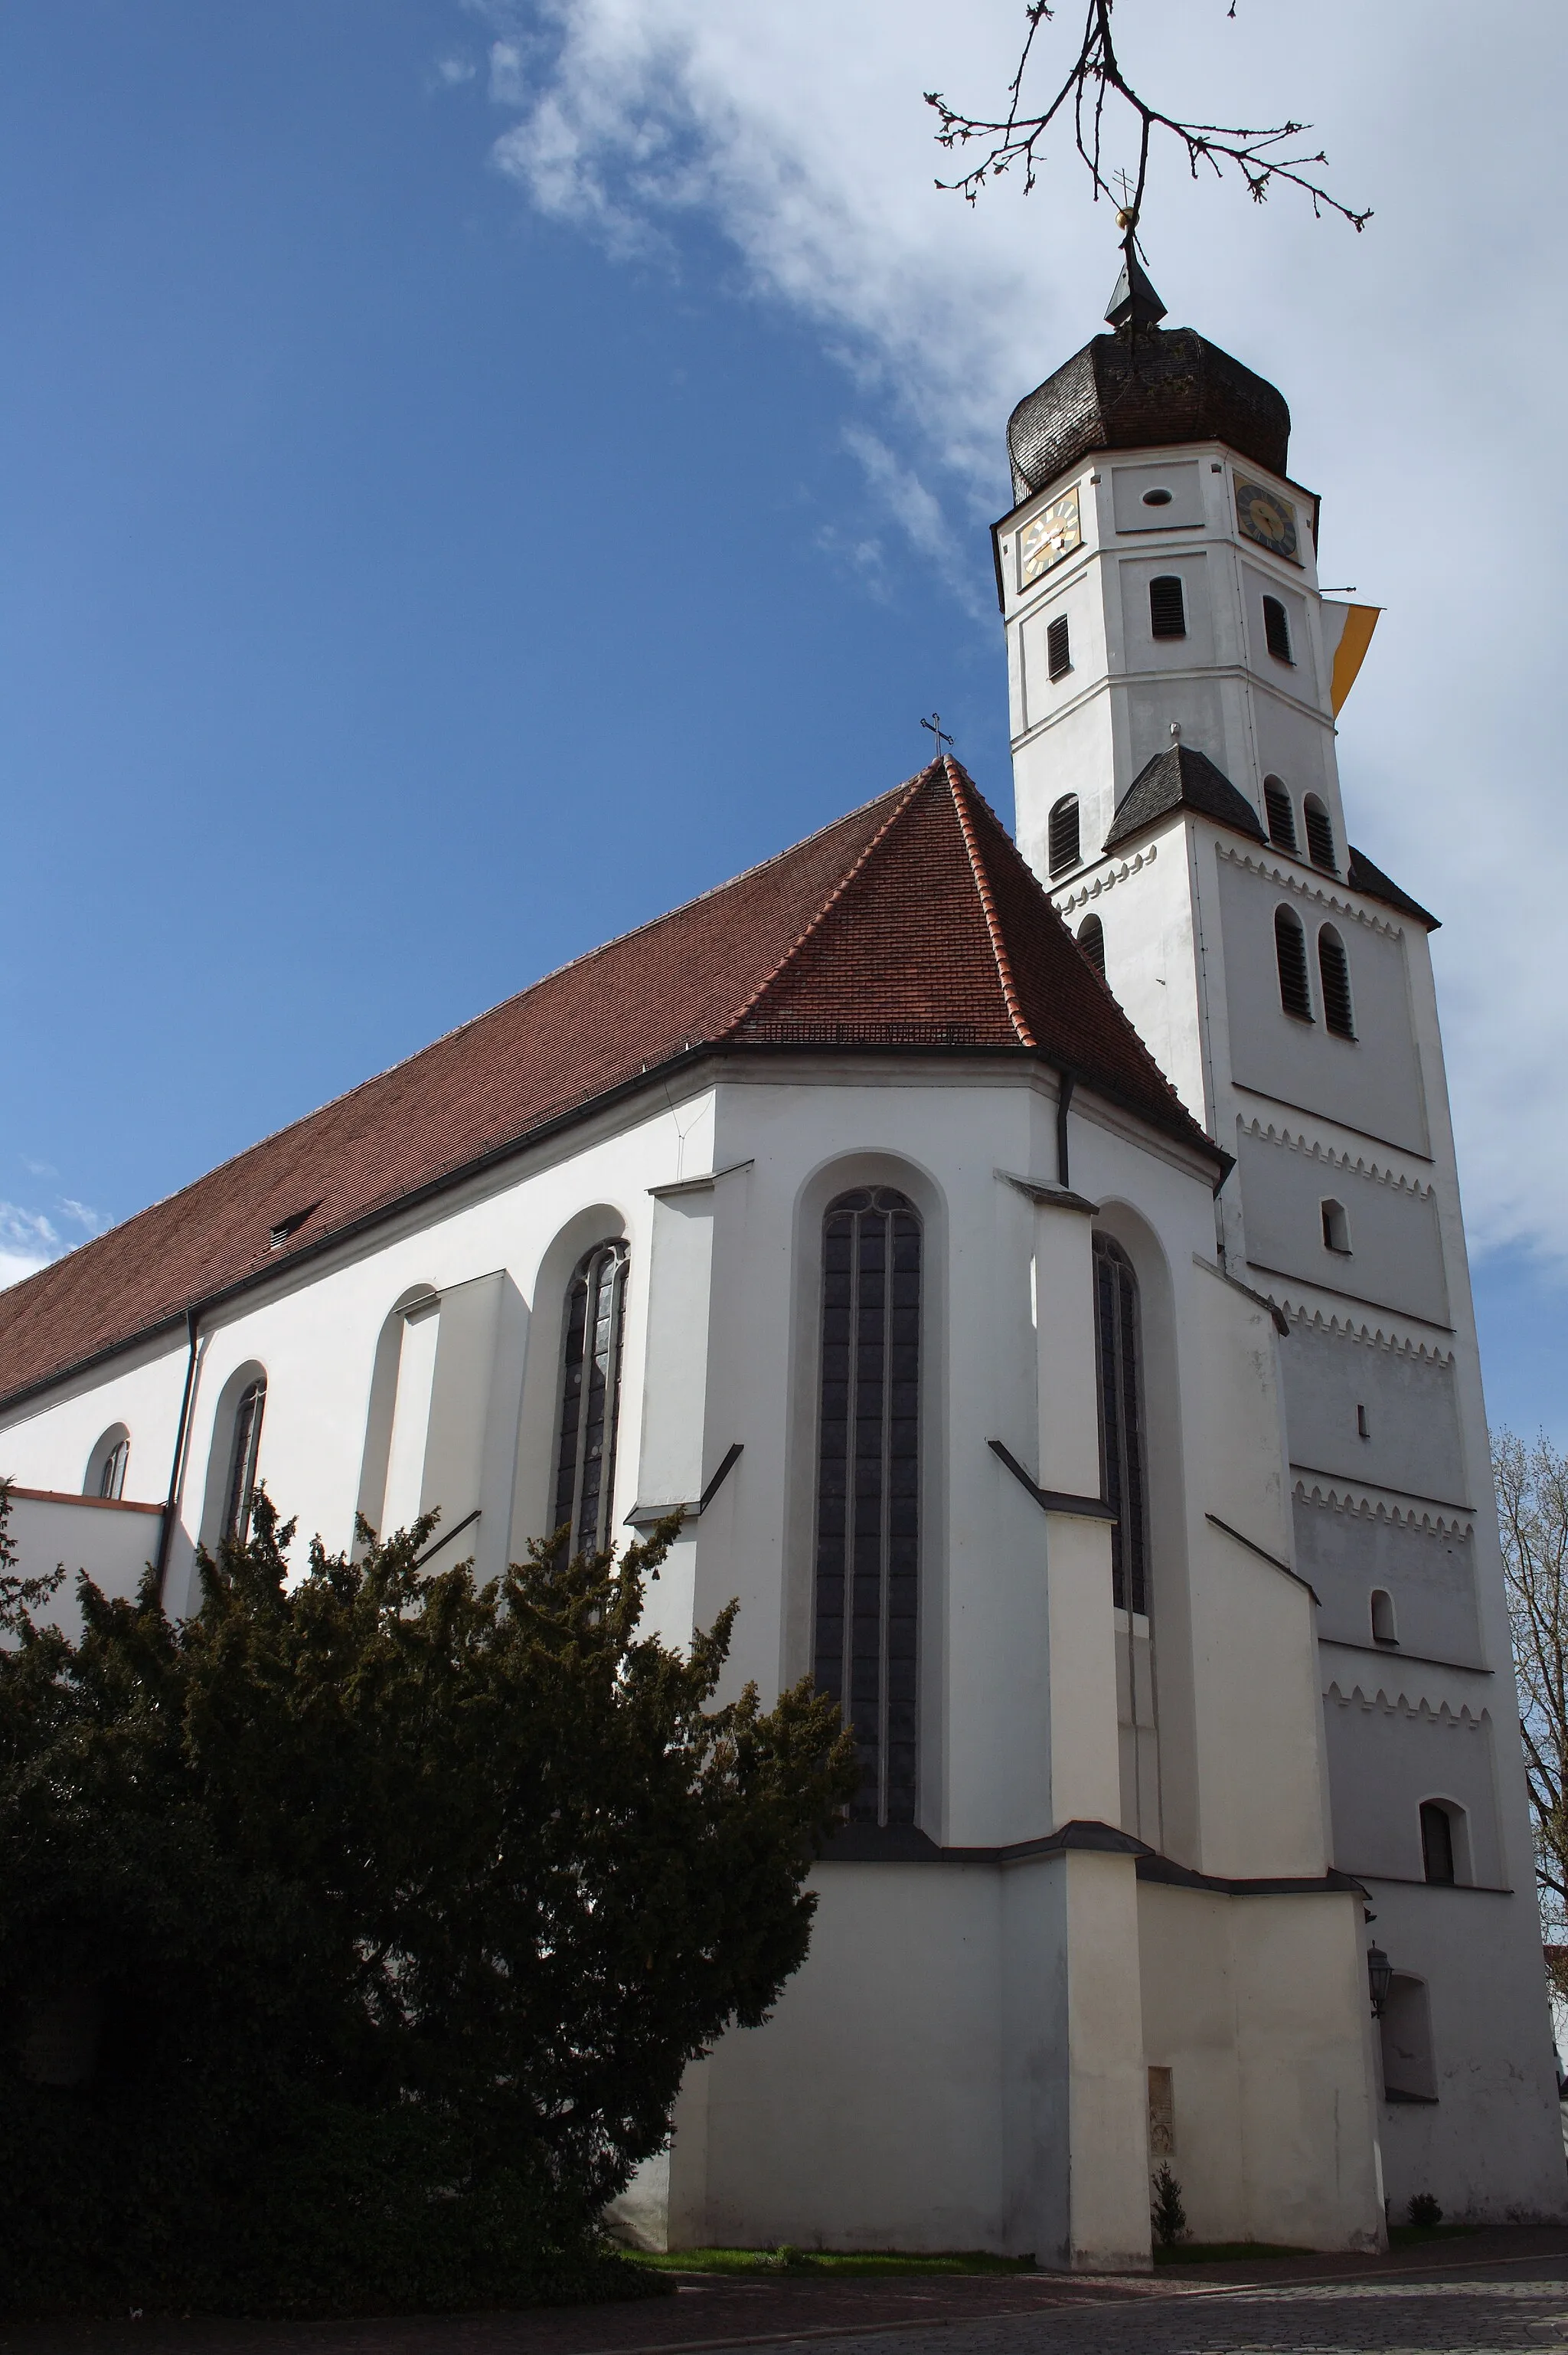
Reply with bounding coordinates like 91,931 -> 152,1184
1263,594 -> 1293,663
1275,905 -> 1314,1021
1046,614 -> 1072,681
1318,927 -> 1356,1038
1303,795 -> 1338,873
1077,912 -> 1106,976
554,1239 -> 629,1555
813,1187 -> 921,1826
1271,904 -> 1308,1017
1264,777 -> 1298,852
1093,1233 -> 1148,1615
1048,793 -> 1080,877
1148,574 -> 1186,638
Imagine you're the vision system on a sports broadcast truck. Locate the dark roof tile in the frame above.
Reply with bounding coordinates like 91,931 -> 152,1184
1347,846 -> 1440,931
1103,743 -> 1266,855
0,760 -> 1218,1410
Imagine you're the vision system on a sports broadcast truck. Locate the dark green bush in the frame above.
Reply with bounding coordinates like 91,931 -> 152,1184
0,1484 -> 854,2316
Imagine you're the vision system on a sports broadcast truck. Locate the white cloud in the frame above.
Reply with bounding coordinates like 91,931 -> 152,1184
57,1199 -> 108,1235
433,54 -> 478,87
0,1195 -> 112,1290
0,1204 -> 61,1292
482,0 -> 1568,1267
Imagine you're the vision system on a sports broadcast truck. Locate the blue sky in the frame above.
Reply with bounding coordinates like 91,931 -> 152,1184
4,0 -> 1566,1446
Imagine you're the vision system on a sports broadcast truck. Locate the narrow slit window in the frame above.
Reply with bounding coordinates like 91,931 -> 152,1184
1420,1801 -> 1457,1886
1093,1232 -> 1148,1616
1274,905 -> 1313,1021
1357,1402 -> 1370,1440
1048,794 -> 1080,878
1046,613 -> 1072,682
224,1379 -> 266,1545
1318,926 -> 1355,1038
1263,594 -> 1294,663
1263,777 -> 1298,852
1321,1198 -> 1351,1254
1077,912 -> 1106,976
1148,575 -> 1186,639
554,1240 -> 630,1557
1304,795 -> 1338,874
813,1187 -> 922,1827
1371,1588 -> 1398,1645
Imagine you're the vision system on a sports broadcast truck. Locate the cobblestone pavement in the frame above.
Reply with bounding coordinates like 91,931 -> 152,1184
7,2232 -> 1568,2355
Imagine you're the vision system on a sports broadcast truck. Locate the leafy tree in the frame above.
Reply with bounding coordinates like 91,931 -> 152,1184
1496,1428 -> 1568,1952
1150,2162 -> 1187,2249
0,1481 -> 856,2317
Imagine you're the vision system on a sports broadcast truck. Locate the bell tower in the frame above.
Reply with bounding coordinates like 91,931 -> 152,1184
993,240 -> 1566,2225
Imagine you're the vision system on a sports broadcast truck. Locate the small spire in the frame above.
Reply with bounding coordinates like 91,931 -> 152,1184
1105,227 -> 1167,334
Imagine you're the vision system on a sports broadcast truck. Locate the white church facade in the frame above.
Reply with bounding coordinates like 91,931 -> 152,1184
2,259 -> 1562,2265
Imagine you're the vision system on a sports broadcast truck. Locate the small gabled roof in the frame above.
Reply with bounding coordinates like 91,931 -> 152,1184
0,757 -> 1218,1413
1100,752 -> 1441,931
1103,743 -> 1266,856
1347,846 -> 1440,931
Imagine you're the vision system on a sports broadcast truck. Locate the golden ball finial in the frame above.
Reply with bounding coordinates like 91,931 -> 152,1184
1116,205 -> 1138,231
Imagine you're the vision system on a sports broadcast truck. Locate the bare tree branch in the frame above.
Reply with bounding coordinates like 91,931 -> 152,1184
1497,1427 -> 1568,1935
925,1 -> 1370,234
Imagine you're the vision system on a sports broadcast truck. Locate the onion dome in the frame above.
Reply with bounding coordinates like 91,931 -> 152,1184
1007,247 -> 1291,503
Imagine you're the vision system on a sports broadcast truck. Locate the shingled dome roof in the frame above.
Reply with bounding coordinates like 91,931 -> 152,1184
1007,261 -> 1291,504
0,758 -> 1220,1411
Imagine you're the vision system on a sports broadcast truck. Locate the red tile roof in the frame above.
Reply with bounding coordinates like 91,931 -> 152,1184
0,759 -> 1217,1411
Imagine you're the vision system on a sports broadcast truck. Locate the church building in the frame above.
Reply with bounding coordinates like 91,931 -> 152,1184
2,256 -> 1562,2265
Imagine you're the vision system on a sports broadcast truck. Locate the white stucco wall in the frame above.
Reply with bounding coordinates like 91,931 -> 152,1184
0,1047 -> 1383,2260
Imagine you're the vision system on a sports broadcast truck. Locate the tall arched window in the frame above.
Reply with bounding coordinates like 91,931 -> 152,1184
1263,776 -> 1298,852
1318,926 -> 1355,1038
554,1240 -> 629,1557
1093,1233 -> 1148,1616
1303,794 -> 1338,873
224,1378 -> 266,1545
1275,905 -> 1313,1021
1076,912 -> 1106,976
86,1424 -> 130,1501
813,1187 -> 921,1826
1047,794 -> 1080,878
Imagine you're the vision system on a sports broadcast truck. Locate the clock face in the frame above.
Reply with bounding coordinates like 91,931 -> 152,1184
1018,486 -> 1082,588
1234,477 -> 1299,562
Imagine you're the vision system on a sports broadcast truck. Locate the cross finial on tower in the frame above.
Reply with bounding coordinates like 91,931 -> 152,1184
1104,215 -> 1168,335
920,712 -> 954,763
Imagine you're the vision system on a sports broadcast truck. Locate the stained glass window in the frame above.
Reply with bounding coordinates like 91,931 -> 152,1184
813,1187 -> 921,1825
224,1379 -> 266,1545
1093,1234 -> 1148,1615
554,1241 -> 629,1556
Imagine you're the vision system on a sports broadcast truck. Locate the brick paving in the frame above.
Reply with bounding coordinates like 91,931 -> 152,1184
5,2229 -> 1568,2355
